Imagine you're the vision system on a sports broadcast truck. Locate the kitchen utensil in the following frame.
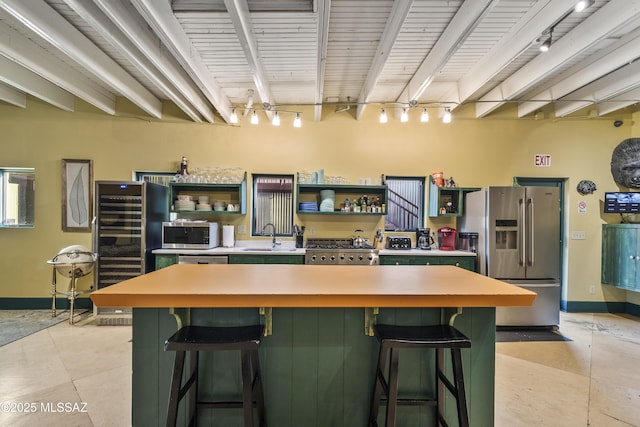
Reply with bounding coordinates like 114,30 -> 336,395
353,229 -> 368,248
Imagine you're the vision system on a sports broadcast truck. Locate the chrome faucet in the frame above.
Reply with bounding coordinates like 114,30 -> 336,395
261,222 -> 280,248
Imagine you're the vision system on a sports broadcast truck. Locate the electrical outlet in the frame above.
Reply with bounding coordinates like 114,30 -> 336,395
237,224 -> 246,234
589,285 -> 596,294
309,227 -> 316,235
571,231 -> 586,240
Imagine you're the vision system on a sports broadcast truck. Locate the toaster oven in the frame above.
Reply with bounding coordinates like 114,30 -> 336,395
162,221 -> 219,249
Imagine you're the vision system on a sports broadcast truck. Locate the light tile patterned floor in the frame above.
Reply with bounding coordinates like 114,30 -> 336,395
495,312 -> 640,427
0,311 -> 638,426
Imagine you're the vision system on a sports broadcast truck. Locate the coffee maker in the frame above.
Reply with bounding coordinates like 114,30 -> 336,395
437,227 -> 456,251
416,228 -> 435,250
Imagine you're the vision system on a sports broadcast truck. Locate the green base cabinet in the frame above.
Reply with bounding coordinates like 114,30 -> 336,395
228,254 -> 304,264
155,254 -> 178,270
602,224 -> 640,291
132,306 -> 496,426
380,254 -> 475,271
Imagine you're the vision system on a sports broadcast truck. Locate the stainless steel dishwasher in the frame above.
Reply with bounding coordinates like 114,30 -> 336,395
177,255 -> 228,264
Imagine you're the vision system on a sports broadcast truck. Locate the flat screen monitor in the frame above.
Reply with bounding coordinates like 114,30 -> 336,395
604,192 -> 640,213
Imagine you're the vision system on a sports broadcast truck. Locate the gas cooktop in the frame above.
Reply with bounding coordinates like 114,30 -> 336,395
305,238 -> 378,265
305,238 -> 375,250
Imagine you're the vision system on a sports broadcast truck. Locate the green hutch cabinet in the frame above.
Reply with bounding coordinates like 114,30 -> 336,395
602,224 -> 640,291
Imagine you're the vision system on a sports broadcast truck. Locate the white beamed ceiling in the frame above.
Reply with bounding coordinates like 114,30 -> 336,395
0,0 -> 639,123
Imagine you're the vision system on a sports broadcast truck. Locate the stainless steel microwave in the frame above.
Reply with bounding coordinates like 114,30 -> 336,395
162,221 -> 219,249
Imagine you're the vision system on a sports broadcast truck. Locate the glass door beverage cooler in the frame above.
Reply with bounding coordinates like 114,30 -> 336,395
92,181 -> 168,324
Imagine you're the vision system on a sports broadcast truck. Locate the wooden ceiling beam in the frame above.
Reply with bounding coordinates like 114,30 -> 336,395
132,0 -> 233,123
0,0 -> 162,118
476,0 -> 640,118
0,22 -> 116,115
355,0 -> 413,121
0,54 -> 73,111
74,0 -> 214,123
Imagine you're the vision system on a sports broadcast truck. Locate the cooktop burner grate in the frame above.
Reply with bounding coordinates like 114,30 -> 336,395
305,238 -> 375,250
305,238 -> 378,265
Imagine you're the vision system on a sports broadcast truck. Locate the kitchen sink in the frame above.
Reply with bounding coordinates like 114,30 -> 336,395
241,247 -> 297,252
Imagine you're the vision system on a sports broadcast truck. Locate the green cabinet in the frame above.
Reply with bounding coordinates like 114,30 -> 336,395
602,224 -> 640,291
380,254 -> 475,271
154,253 -> 304,268
169,173 -> 247,215
155,254 -> 178,270
428,177 -> 479,217
296,183 -> 387,215
228,254 -> 304,264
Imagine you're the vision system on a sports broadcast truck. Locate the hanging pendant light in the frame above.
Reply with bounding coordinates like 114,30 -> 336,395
250,109 -> 259,124
442,108 -> 452,124
420,108 -> 429,123
272,111 -> 280,126
379,109 -> 388,124
400,108 -> 409,123
230,108 -> 238,124
293,113 -> 302,128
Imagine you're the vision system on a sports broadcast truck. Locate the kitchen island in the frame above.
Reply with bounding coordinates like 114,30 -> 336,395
91,264 -> 535,427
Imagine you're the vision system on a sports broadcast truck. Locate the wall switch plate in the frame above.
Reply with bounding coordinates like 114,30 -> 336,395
571,231 -> 586,240
589,285 -> 596,294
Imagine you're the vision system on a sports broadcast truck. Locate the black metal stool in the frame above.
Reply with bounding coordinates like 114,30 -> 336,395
369,324 -> 471,427
164,324 -> 266,427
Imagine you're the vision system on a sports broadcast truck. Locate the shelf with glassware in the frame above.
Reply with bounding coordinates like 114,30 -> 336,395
428,176 -> 479,217
169,172 -> 247,215
296,183 -> 388,215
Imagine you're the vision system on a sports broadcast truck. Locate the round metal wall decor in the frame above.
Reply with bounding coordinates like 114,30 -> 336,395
611,138 -> 640,188
576,180 -> 597,195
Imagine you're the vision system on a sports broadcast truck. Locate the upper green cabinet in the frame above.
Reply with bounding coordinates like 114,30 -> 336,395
602,224 -> 640,291
169,172 -> 247,215
296,184 -> 388,215
428,177 -> 479,217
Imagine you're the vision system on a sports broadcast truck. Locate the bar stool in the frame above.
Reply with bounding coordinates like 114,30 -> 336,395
164,324 -> 266,427
369,324 -> 471,427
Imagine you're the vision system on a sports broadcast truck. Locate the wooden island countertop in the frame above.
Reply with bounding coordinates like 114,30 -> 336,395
90,264 -> 535,308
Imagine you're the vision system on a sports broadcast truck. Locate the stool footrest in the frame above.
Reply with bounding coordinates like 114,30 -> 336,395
197,400 -> 260,409
164,325 -> 266,427
369,323 -> 471,427
379,397 -> 437,407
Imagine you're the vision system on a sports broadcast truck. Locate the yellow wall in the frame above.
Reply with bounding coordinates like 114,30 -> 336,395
0,96 -> 636,306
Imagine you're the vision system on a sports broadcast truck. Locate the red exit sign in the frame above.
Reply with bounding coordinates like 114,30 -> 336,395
534,154 -> 551,167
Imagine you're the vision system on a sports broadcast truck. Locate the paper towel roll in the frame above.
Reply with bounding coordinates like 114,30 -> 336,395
222,225 -> 235,248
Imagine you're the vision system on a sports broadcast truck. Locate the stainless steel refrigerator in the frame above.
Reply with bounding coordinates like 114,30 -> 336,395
460,186 -> 560,327
92,181 -> 168,324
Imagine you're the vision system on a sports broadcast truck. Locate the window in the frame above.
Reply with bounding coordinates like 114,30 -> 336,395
252,174 -> 294,236
385,176 -> 424,231
1,168 -> 35,227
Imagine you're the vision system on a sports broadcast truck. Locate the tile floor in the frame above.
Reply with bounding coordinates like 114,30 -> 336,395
0,311 -> 638,426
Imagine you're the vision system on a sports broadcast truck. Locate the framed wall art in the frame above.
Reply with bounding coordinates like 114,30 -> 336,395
62,159 -> 93,232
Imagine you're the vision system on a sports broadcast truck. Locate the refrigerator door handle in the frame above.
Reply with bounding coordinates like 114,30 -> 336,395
528,197 -> 534,267
519,198 -> 526,266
